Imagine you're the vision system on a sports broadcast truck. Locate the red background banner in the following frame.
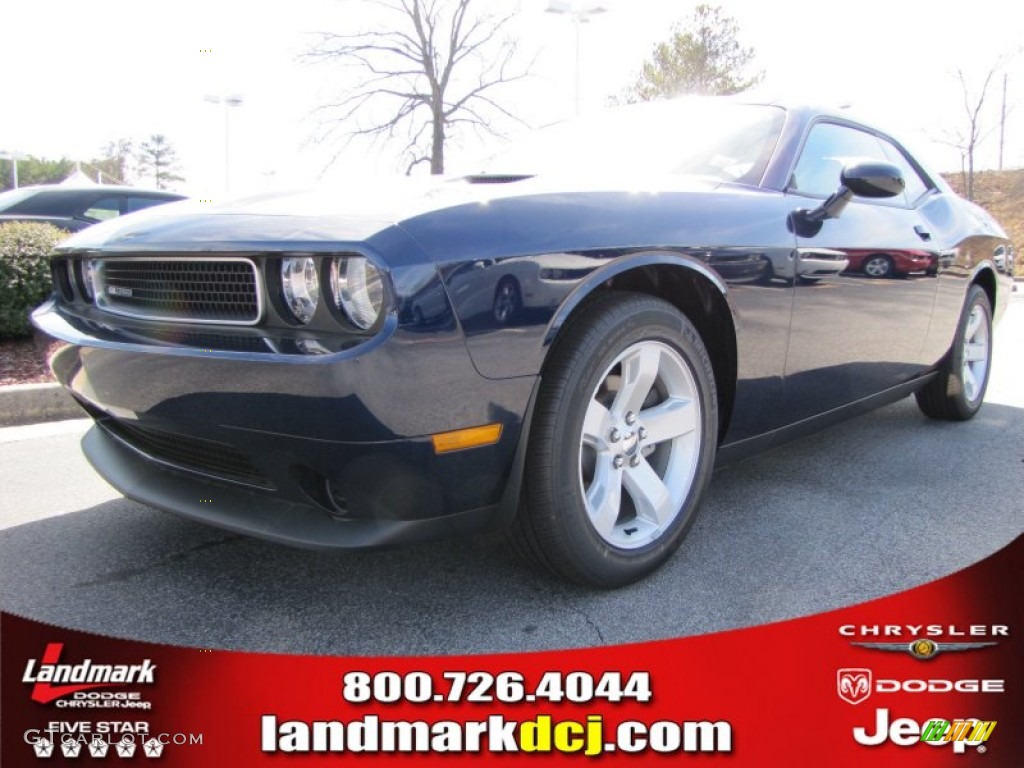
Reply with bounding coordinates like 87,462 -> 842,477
2,535 -> 1021,765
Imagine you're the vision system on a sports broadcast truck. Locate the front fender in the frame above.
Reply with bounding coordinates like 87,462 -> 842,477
543,250 -> 731,347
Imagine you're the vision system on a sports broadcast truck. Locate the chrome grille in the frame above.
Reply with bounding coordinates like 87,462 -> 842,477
94,258 -> 260,325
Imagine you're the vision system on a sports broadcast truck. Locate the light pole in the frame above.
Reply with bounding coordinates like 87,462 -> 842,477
204,94 -> 244,195
0,150 -> 28,188
545,0 -> 607,114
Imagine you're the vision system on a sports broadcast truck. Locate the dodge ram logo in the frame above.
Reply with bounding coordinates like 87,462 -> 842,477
838,668 -> 872,705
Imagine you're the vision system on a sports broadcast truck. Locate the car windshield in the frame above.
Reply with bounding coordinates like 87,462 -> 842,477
0,188 -> 37,212
477,100 -> 786,186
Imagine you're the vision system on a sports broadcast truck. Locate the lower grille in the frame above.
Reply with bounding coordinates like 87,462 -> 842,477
94,258 -> 260,325
99,418 -> 273,489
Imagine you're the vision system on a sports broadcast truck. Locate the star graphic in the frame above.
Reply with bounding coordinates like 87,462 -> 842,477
143,738 -> 165,758
116,739 -> 137,758
89,738 -> 110,758
33,737 -> 54,758
61,739 -> 83,757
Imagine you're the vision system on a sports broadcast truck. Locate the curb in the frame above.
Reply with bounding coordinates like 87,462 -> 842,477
0,382 -> 82,427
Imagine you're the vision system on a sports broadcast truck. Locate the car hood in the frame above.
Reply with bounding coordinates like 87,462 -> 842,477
55,173 -> 725,252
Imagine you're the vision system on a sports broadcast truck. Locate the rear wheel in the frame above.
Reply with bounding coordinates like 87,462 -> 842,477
863,254 -> 893,278
513,292 -> 718,587
915,284 -> 992,421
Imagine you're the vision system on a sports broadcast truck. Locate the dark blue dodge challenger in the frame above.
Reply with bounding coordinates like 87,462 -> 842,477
34,98 -> 1012,587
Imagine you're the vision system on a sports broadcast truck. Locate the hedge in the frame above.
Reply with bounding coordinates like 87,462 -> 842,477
0,221 -> 67,339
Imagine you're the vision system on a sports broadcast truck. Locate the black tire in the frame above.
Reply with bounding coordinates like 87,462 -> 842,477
511,292 -> 718,588
755,261 -> 774,285
493,277 -> 521,324
862,254 -> 893,278
915,284 -> 993,421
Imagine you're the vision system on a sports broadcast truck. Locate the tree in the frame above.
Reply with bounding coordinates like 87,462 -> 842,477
307,0 -> 528,174
622,4 -> 760,103
91,139 -> 134,185
0,156 -> 75,192
135,135 -> 184,190
937,62 -> 1004,201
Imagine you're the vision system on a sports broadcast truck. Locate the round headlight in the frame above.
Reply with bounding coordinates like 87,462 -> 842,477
330,257 -> 384,330
281,257 -> 319,325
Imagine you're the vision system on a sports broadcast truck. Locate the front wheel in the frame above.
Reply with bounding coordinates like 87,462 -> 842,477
513,292 -> 718,587
915,284 -> 993,420
863,254 -> 893,278
493,277 -> 521,324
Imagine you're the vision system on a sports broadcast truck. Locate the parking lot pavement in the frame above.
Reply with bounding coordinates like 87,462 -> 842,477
0,299 -> 1021,656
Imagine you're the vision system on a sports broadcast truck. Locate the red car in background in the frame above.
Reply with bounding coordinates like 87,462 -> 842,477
843,248 -> 937,278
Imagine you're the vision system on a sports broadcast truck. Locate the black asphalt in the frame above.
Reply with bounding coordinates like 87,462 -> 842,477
1,393 -> 1021,656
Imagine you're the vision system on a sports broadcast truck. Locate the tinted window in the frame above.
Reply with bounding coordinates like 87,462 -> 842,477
877,139 -> 930,205
479,101 -> 786,186
4,190 -> 81,217
0,188 -> 36,212
83,197 -> 121,221
790,123 -> 890,198
126,196 -> 169,213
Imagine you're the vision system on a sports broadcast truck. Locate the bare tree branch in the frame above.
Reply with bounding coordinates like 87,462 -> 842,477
942,58 -> 1006,200
305,0 -> 529,174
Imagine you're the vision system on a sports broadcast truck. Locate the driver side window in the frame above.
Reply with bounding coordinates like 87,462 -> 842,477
790,123 -> 890,199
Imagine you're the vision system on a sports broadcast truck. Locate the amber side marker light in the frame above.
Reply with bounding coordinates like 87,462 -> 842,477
431,423 -> 503,454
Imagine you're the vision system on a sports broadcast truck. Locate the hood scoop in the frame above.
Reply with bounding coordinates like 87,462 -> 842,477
460,174 -> 534,184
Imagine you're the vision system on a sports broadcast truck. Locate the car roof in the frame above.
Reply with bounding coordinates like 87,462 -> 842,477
0,186 -> 185,216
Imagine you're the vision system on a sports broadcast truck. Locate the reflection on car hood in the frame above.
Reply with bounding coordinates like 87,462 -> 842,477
56,173 -> 724,251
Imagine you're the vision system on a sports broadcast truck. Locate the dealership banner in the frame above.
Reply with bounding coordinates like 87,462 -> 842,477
2,536 -> 1020,766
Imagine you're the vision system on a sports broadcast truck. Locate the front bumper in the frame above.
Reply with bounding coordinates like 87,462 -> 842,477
33,299 -> 536,547
83,425 -> 495,548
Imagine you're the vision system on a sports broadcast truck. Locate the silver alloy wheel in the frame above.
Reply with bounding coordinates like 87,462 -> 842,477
578,340 -> 702,549
961,304 -> 990,403
864,256 -> 891,278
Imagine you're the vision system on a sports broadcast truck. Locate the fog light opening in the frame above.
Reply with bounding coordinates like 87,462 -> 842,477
324,478 -> 350,519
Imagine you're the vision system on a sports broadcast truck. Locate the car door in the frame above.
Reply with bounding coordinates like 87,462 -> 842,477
784,121 -> 939,419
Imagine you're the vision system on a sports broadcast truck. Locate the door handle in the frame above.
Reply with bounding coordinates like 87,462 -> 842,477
914,225 -> 932,241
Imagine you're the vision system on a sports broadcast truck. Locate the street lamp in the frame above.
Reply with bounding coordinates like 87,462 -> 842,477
204,94 -> 244,195
0,150 -> 28,188
545,0 -> 607,114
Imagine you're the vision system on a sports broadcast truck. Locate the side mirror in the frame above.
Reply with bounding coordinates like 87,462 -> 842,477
841,161 -> 905,199
798,161 -> 905,226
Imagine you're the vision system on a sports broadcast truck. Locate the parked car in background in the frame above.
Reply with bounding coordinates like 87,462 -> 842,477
34,97 -> 1012,588
0,185 -> 184,232
842,248 -> 938,278
993,244 -> 1014,274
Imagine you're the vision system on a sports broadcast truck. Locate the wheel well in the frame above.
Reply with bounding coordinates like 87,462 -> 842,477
564,265 -> 737,443
972,267 -> 996,311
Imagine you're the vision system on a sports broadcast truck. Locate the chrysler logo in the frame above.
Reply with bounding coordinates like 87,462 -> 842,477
837,668 -> 872,705
850,639 -> 997,660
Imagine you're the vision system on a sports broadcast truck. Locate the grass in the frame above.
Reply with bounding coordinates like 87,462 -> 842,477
943,169 -> 1024,277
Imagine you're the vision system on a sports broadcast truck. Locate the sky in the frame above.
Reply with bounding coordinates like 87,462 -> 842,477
2,0 -> 1022,198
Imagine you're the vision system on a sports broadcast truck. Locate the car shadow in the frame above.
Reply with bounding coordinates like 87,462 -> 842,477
1,398 -> 1021,656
